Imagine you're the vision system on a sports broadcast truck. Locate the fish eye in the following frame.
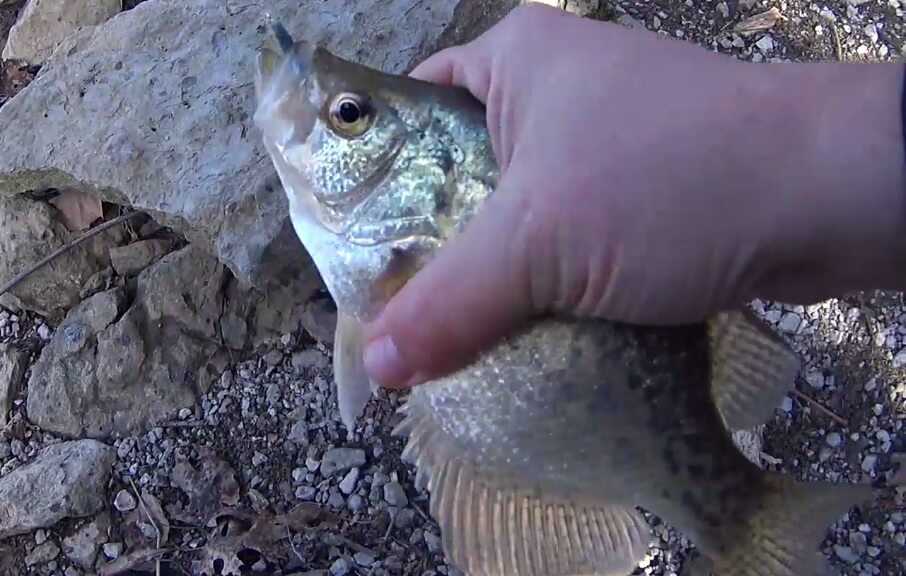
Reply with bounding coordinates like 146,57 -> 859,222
328,93 -> 373,137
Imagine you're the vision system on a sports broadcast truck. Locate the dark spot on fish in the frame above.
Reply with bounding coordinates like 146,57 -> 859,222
626,372 -> 643,390
681,490 -> 708,522
662,445 -> 680,475
615,436 -> 631,448
704,513 -> 722,528
683,432 -> 704,452
709,460 -> 726,481
642,385 -> 660,403
687,464 -> 705,479
661,488 -> 672,500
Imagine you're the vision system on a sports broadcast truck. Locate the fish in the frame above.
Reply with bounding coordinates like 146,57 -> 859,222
252,21 -> 875,576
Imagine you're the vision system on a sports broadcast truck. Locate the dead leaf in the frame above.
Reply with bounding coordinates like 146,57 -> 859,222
48,189 -> 104,231
123,490 -> 171,550
192,504 -> 332,575
279,502 -> 338,531
97,548 -> 170,576
170,447 -> 240,527
734,7 -> 784,35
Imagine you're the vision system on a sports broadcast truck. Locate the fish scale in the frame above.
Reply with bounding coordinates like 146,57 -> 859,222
252,20 -> 876,576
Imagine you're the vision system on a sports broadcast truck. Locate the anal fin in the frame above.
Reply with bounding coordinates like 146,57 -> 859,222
393,400 -> 653,576
708,309 -> 801,431
333,313 -> 377,437
709,475 -> 873,576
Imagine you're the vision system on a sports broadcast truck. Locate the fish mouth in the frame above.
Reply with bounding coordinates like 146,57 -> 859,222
252,20 -> 318,157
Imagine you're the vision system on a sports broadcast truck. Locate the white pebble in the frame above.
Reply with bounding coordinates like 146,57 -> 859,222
877,430 -> 891,443
780,396 -> 793,412
339,468 -> 359,495
36,324 -> 51,340
113,489 -> 137,512
826,432 -> 842,448
756,35 -> 775,53
861,454 -> 878,472
779,312 -> 802,334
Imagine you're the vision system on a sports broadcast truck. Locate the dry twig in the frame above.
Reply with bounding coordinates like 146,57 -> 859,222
129,478 -> 163,576
791,389 -> 849,427
0,210 -> 145,299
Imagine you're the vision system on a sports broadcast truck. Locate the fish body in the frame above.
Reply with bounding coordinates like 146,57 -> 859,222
253,23 -> 873,576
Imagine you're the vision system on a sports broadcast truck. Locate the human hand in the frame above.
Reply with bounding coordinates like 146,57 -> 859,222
362,3 -> 906,388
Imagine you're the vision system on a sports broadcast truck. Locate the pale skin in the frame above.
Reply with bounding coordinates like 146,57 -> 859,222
362,3 -> 906,388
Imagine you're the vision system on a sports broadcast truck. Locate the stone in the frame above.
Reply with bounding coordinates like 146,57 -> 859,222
2,0 -> 122,65
102,542 -> 122,560
0,439 -> 115,538
0,195 -> 122,319
339,467 -> 359,495
24,541 -> 60,566
27,245 -> 227,438
755,34 -> 775,53
320,447 -> 366,477
383,482 -> 408,507
113,489 -> 136,512
0,0 -> 499,299
0,343 -> 27,427
109,238 -> 175,277
62,516 -> 109,568
778,312 -> 801,334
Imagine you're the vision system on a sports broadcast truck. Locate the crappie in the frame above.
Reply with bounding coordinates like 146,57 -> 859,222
252,22 -> 874,576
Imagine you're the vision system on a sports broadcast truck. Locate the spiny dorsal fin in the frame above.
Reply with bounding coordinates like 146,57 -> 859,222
333,313 -> 377,437
707,309 -> 801,431
392,397 -> 654,576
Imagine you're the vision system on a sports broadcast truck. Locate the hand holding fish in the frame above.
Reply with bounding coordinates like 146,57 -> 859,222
253,14 -> 894,576
362,3 -> 906,388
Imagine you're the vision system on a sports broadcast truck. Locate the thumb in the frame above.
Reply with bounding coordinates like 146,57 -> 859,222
362,171 -> 536,388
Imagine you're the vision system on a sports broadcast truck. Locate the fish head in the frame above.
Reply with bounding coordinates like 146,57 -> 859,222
253,22 -> 496,320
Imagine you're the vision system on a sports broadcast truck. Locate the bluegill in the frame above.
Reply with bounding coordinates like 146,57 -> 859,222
252,22 -> 874,576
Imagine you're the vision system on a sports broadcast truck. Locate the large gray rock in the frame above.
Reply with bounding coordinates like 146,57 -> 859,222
0,194 -> 122,319
0,439 -> 115,539
27,244 -> 228,438
0,0 -> 498,302
2,0 -> 122,65
0,343 -> 27,427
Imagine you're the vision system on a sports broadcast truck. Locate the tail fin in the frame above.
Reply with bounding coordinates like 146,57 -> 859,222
707,475 -> 873,576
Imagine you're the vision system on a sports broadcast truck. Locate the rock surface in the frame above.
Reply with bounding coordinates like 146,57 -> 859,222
0,342 -> 27,426
0,0 -> 478,300
26,245 -> 228,438
2,0 -> 122,65
0,439 -> 115,538
0,194 -> 122,319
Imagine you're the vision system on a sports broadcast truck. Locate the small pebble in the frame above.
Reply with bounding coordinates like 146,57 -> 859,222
826,432 -> 842,448
778,312 -> 802,334
114,489 -> 137,512
339,468 -> 360,495
103,542 -> 123,560
354,551 -> 376,567
330,557 -> 351,576
383,482 -> 408,507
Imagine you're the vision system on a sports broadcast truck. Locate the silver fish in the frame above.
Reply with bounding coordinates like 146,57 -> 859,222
252,22 -> 874,576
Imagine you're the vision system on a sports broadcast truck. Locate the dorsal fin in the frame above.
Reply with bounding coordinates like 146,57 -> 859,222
707,309 -> 801,431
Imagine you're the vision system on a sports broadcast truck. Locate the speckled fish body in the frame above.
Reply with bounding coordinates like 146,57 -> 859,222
253,23 -> 874,576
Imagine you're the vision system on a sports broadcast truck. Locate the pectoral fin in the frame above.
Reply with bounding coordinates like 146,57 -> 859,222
392,400 -> 653,576
708,309 -> 801,431
333,313 -> 376,435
